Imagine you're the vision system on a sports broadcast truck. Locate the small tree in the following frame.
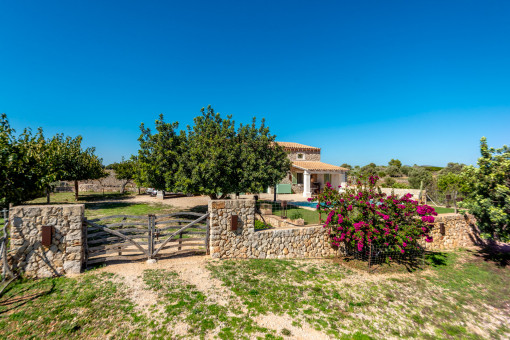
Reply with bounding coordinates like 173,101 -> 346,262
312,175 -> 436,259
461,137 -> 510,240
111,157 -> 137,194
388,159 -> 402,168
437,172 -> 464,213
408,167 -> 433,189
50,134 -> 107,200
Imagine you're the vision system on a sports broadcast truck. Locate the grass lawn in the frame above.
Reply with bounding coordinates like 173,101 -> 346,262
25,191 -> 178,219
1,249 -> 508,339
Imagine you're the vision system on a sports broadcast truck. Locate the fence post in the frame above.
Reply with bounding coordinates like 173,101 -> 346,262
205,216 -> 210,255
83,217 -> 88,267
147,215 -> 154,260
178,232 -> 182,251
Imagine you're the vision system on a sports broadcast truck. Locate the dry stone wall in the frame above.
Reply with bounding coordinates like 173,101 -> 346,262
209,200 -> 485,259
8,204 -> 85,278
420,214 -> 484,251
208,199 -> 338,259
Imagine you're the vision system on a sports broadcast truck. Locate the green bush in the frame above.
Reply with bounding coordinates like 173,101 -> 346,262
289,211 -> 303,220
254,219 -> 272,230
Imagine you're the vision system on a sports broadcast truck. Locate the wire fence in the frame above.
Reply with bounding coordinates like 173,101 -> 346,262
254,198 -> 322,225
343,243 -> 425,272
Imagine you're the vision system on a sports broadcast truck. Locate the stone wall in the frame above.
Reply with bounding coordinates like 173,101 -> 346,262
287,150 -> 321,162
208,199 -> 337,259
379,188 -> 425,202
8,204 -> 85,278
420,214 -> 484,251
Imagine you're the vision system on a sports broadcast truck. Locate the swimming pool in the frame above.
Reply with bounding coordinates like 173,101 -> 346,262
289,201 -> 322,209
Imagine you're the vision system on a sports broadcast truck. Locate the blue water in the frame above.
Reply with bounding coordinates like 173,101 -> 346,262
290,201 -> 319,209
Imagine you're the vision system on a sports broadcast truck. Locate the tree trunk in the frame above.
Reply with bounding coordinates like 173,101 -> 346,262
138,186 -> 141,195
46,186 -> 51,204
120,181 -> 127,194
273,185 -> 277,202
74,180 -> 79,201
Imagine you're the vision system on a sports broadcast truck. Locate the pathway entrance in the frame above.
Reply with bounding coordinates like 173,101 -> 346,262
84,212 -> 209,266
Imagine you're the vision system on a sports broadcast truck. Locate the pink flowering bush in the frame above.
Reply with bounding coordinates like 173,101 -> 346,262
313,175 -> 437,257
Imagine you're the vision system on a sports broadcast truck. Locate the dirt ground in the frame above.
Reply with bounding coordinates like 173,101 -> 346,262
98,255 -> 332,339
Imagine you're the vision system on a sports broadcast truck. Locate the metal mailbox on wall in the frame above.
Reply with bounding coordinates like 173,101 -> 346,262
41,225 -> 53,247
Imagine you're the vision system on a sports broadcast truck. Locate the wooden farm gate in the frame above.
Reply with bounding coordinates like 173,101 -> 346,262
84,212 -> 210,266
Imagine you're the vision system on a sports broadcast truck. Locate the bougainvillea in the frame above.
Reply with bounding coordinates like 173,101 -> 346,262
311,175 -> 437,256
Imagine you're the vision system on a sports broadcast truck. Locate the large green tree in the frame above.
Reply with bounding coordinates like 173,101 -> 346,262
174,106 -> 290,198
137,106 -> 290,199
461,137 -> 510,239
0,114 -> 45,206
135,115 -> 183,191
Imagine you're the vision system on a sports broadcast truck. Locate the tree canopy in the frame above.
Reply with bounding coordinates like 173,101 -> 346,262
136,106 -> 290,199
0,113 -> 106,205
461,137 -> 510,239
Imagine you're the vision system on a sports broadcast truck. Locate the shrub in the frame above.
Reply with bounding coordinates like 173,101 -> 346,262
289,210 -> 303,220
383,177 -> 396,187
311,176 -> 436,255
254,219 -> 272,230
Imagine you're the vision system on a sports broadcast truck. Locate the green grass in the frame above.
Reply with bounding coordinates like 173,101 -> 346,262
429,205 -> 466,214
0,272 -> 150,339
208,250 -> 510,339
1,250 -> 509,339
26,191 -> 178,219
260,201 -> 321,224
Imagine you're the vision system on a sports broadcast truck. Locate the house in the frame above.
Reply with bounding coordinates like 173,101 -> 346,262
273,142 -> 349,197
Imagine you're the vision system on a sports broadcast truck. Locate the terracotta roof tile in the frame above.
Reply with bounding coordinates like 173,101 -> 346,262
277,142 -> 320,151
292,161 -> 348,171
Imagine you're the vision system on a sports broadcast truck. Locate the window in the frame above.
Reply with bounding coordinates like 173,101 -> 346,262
297,153 -> 305,160
296,173 -> 304,184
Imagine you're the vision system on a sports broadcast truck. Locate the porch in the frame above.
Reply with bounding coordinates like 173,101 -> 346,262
291,161 -> 348,197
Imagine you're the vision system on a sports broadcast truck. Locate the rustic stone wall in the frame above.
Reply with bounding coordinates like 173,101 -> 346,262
208,199 -> 337,259
287,150 -> 321,162
420,214 -> 484,251
8,204 -> 85,278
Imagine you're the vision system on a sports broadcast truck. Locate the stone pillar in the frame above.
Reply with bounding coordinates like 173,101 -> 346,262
303,170 -> 311,197
156,190 -> 164,200
9,204 -> 85,278
208,199 -> 255,259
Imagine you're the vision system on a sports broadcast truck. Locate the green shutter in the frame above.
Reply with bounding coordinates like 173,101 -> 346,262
292,172 -> 297,184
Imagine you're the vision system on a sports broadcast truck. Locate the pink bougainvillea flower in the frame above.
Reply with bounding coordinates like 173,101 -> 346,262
426,236 -> 433,243
402,242 -> 407,247
400,249 -> 405,254
347,205 -> 353,211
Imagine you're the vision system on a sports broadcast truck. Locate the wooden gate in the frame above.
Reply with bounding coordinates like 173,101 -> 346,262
84,212 -> 209,266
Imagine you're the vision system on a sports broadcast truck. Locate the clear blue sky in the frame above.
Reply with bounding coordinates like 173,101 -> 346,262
1,0 -> 509,167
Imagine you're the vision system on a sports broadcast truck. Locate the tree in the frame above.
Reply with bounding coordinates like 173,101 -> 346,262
49,134 -> 107,200
408,167 -> 433,190
439,162 -> 465,175
0,114 -> 45,206
461,137 -> 510,239
340,163 -> 352,170
388,159 -> 402,168
386,165 -> 402,177
174,106 -> 290,198
136,115 -> 182,191
437,172 -> 464,213
111,157 -> 137,194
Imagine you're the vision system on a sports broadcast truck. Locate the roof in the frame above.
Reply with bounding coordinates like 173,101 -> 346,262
277,142 -> 320,152
292,161 -> 349,172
